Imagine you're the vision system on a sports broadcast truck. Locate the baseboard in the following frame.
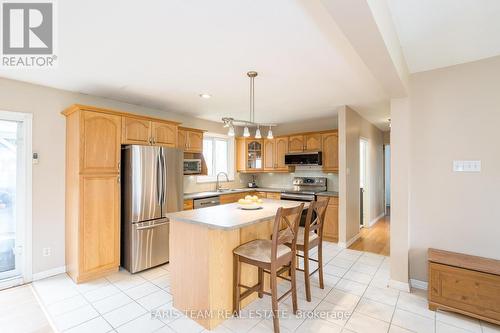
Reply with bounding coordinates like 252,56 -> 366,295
410,279 -> 428,290
388,279 -> 411,292
368,212 -> 385,227
32,266 -> 66,281
338,233 -> 361,249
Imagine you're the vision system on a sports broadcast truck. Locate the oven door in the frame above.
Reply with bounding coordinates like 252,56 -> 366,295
280,193 -> 315,227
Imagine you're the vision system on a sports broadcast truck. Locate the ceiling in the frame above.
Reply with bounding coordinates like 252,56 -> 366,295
0,0 -> 391,129
388,0 -> 500,73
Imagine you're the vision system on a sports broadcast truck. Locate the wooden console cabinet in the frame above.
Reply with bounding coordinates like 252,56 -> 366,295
428,248 -> 500,325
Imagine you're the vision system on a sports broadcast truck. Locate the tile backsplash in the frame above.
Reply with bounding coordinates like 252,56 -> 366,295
183,167 -> 338,194
253,166 -> 339,191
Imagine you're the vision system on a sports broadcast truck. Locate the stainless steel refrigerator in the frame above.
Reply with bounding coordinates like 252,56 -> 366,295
121,145 -> 183,273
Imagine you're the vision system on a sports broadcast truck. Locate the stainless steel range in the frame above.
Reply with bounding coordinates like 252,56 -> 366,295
280,177 -> 327,202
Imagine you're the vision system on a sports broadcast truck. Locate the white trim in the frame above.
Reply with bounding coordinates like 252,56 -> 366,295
0,276 -> 24,290
410,279 -> 428,290
0,110 -> 33,285
32,266 -> 66,281
338,233 -> 360,248
368,212 -> 385,227
388,279 -> 411,292
30,284 -> 58,333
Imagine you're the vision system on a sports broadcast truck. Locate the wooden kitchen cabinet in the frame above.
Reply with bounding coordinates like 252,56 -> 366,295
122,116 -> 178,147
122,117 -> 151,144
178,127 -> 204,153
263,139 -> 276,170
275,137 -> 289,170
322,196 -> 339,242
80,174 -> 120,277
236,138 -> 263,172
219,192 -> 251,204
289,135 -> 304,153
305,133 -> 322,151
81,111 -> 121,174
63,106 -> 122,283
322,131 -> 338,172
266,192 -> 281,200
152,121 -> 177,147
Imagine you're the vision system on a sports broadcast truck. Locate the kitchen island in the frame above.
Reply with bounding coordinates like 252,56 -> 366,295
166,199 -> 307,330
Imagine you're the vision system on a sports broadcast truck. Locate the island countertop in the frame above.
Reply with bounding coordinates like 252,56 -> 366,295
166,198 -> 308,230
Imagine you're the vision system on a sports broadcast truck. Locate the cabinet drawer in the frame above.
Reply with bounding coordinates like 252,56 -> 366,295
429,262 -> 500,322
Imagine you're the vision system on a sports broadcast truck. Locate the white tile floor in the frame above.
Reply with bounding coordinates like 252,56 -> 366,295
28,242 -> 500,333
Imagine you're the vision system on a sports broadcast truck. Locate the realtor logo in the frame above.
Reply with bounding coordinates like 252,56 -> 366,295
1,1 -> 56,67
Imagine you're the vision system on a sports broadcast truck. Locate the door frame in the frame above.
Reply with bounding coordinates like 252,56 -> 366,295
0,110 -> 32,289
359,137 -> 369,227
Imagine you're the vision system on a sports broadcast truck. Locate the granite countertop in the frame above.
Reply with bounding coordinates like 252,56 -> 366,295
167,199 -> 309,230
316,191 -> 339,197
183,187 -> 288,200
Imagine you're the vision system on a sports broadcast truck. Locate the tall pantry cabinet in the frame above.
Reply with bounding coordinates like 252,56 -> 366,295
64,106 -> 121,283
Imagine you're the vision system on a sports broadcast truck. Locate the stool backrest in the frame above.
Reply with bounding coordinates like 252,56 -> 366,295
271,203 -> 304,260
303,199 -> 328,245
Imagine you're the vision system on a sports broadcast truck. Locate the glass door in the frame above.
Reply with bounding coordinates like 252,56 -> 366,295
0,119 -> 22,281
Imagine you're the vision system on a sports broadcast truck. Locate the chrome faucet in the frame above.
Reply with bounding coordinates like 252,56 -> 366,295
216,172 -> 229,192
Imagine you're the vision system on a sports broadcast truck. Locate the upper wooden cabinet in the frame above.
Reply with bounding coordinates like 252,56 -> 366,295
81,111 -> 121,174
289,135 -> 304,153
121,117 -> 151,145
122,116 -> 178,147
263,137 -> 289,172
305,133 -> 322,151
275,137 -> 289,170
178,127 -> 203,153
322,131 -> 338,172
152,121 -> 177,147
289,133 -> 322,152
236,138 -> 263,172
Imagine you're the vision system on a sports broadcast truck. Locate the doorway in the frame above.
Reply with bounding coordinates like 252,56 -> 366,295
359,138 -> 368,227
0,111 -> 32,290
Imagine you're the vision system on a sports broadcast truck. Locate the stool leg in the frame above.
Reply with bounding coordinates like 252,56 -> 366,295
258,267 -> 264,298
318,243 -> 324,289
270,267 -> 280,333
233,254 -> 240,315
303,248 -> 311,302
290,258 -> 298,314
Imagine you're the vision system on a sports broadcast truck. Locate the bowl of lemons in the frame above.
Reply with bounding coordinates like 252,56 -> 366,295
238,195 -> 264,210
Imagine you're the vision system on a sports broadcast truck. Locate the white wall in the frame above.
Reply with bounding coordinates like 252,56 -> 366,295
0,77 -> 236,274
339,106 -> 385,246
406,56 -> 500,281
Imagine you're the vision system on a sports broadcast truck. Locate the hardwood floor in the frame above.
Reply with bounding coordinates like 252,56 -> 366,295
348,214 -> 390,256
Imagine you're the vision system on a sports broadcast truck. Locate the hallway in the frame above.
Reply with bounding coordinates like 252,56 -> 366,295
349,215 -> 390,256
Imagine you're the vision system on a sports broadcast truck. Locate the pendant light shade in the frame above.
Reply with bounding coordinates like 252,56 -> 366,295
227,126 -> 235,137
243,126 -> 250,137
267,126 -> 273,139
255,126 -> 262,139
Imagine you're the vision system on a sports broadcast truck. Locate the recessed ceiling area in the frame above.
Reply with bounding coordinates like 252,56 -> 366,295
388,0 -> 500,73
0,0 -> 390,129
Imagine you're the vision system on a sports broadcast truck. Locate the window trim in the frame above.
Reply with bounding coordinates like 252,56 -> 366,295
196,132 -> 235,183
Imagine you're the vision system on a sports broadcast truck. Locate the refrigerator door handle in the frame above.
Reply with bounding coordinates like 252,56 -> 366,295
156,150 -> 162,206
161,150 -> 166,206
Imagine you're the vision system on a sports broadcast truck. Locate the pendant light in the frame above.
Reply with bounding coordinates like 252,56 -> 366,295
228,126 -> 235,137
267,126 -> 273,139
255,126 -> 262,139
243,126 -> 250,137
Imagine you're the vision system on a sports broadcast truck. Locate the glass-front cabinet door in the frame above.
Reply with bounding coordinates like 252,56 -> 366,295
246,139 -> 263,170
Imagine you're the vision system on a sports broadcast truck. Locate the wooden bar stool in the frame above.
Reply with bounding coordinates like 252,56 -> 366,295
283,199 -> 328,302
233,203 -> 304,333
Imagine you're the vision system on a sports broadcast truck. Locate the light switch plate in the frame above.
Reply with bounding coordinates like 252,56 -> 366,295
453,160 -> 481,172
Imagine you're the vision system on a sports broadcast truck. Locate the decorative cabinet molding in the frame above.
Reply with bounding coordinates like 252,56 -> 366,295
322,132 -> 338,172
152,121 -> 177,147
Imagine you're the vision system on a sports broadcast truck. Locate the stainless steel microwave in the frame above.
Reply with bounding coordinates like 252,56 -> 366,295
183,159 -> 202,174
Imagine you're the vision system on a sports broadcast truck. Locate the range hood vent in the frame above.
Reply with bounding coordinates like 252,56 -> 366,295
285,152 -> 322,166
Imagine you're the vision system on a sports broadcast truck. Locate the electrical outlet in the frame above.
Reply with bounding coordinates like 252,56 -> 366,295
453,160 -> 481,172
42,247 -> 51,257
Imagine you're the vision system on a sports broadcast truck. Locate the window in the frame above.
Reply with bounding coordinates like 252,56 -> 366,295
197,133 -> 234,182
